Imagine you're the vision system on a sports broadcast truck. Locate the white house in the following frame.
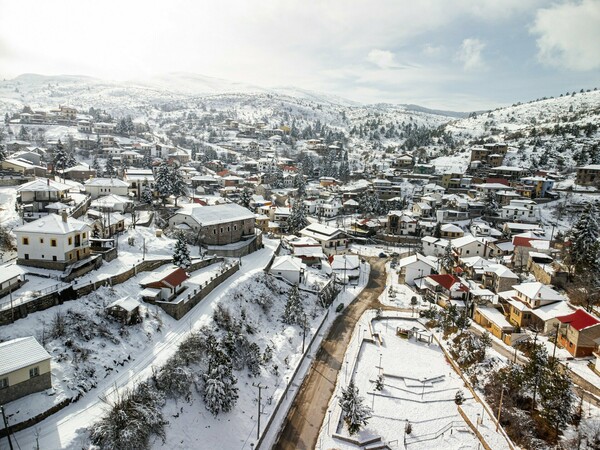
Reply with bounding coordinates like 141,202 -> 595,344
270,255 -> 306,285
300,223 -> 349,255
14,213 -> 91,270
500,199 -> 539,223
84,178 -> 130,200
330,254 -> 360,283
0,336 -> 52,405
398,253 -> 437,285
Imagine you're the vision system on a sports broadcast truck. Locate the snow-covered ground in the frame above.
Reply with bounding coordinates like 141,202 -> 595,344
379,260 -> 427,310
6,240 -> 278,450
317,311 -> 511,450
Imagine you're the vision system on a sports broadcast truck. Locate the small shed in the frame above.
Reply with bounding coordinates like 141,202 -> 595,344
106,297 -> 142,325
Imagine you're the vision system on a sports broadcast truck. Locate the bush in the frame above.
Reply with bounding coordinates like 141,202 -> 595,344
90,381 -> 167,450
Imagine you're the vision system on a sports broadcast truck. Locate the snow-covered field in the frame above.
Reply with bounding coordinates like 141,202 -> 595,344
317,312 -> 510,450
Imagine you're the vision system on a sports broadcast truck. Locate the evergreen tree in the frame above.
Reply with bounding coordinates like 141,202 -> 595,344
92,157 -> 103,177
105,156 -> 115,177
287,199 -> 308,234
339,151 -> 350,182
141,184 -> 154,205
441,240 -> 454,272
202,347 -> 239,416
142,152 -> 153,169
433,222 -> 442,238
568,202 -> 600,272
239,187 -> 253,209
282,284 -> 304,325
375,374 -> 384,391
18,125 -> 29,141
539,362 -> 575,434
155,162 -> 173,205
172,237 -> 191,269
170,167 -> 187,207
339,380 -> 372,435
272,166 -> 285,188
294,170 -> 306,198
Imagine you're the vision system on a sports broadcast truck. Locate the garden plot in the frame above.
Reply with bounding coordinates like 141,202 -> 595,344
319,316 -> 484,450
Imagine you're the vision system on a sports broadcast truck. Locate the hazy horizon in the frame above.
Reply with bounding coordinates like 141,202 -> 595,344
1,0 -> 599,111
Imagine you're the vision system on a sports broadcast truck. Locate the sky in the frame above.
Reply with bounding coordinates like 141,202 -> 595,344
0,0 -> 599,111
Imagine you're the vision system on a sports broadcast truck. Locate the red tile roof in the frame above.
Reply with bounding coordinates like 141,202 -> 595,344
427,274 -> 469,292
163,267 -> 189,288
557,309 -> 600,331
512,236 -> 540,248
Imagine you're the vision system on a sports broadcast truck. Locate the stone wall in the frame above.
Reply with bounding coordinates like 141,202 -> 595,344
206,232 -> 263,258
156,263 -> 239,320
0,371 -> 51,405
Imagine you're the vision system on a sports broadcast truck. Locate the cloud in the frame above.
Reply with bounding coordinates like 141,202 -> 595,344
422,44 -> 443,58
456,38 -> 486,70
530,0 -> 600,71
366,49 -> 399,69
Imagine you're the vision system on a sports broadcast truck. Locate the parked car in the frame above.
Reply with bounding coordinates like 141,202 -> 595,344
335,303 -> 345,312
379,252 -> 388,258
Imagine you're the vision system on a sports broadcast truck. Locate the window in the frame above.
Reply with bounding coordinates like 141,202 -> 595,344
68,237 -> 72,245
53,256 -> 57,261
22,237 -> 29,245
40,238 -> 44,244
24,254 -> 29,260
29,366 -> 39,378
0,377 -> 7,389
51,239 -> 57,247
82,233 -> 86,239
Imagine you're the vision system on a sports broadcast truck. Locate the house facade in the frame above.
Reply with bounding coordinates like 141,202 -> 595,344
0,337 -> 52,405
168,203 -> 256,246
14,213 -> 91,270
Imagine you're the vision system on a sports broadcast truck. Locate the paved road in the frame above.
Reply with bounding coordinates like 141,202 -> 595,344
273,257 -> 389,450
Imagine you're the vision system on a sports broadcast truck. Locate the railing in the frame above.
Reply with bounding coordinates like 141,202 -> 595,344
404,420 -> 466,445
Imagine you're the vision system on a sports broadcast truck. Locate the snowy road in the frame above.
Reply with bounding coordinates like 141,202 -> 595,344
4,241 -> 276,450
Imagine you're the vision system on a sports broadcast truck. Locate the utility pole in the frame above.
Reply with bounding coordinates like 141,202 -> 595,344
552,323 -> 559,360
1,405 -> 14,450
496,387 -> 504,432
301,313 -> 307,354
252,383 -> 268,441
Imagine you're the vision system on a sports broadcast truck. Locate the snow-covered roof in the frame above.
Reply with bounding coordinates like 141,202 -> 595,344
85,177 -> 129,187
398,253 -> 437,270
270,255 -> 305,272
441,224 -> 463,233
108,296 -> 141,312
532,301 -> 573,322
476,307 -> 514,330
0,336 -> 51,376
484,264 -> 518,279
14,214 -> 90,234
16,178 -> 72,193
0,265 -> 26,284
177,203 -> 255,226
300,223 -> 345,240
90,194 -> 133,208
513,282 -> 565,302
331,254 -> 360,270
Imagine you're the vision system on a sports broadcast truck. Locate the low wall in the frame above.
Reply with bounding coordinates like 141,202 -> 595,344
206,232 -> 263,258
156,262 -> 239,320
61,255 -> 104,283
0,286 -> 76,325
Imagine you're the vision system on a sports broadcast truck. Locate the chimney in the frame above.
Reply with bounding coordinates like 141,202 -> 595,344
61,211 -> 68,223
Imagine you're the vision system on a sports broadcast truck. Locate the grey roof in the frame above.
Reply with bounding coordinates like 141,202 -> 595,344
0,336 -> 51,376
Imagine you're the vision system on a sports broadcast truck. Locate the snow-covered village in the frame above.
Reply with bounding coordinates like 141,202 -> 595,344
0,2 -> 600,450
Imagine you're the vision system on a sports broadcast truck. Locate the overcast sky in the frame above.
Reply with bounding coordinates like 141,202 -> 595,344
1,0 -> 599,110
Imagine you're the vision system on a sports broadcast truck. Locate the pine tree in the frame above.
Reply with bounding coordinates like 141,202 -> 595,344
273,166 -> 285,188
92,157 -> 103,177
339,380 -> 372,435
172,237 -> 191,269
441,240 -> 454,272
141,184 -> 154,205
155,162 -> 172,205
170,167 -> 187,207
239,187 -> 253,209
287,199 -> 308,234
568,202 -> 600,272
142,152 -> 153,169
202,347 -> 238,416
294,170 -> 306,198
539,363 -> 575,434
433,222 -> 442,238
105,157 -> 115,177
282,284 -> 304,325
375,374 -> 384,391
